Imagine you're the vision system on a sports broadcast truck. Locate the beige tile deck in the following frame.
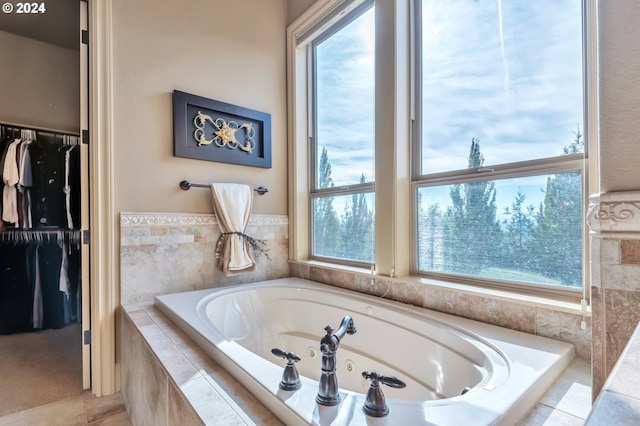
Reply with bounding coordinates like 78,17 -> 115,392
0,391 -> 131,426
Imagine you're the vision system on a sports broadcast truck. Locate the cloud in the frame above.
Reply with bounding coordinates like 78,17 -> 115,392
314,0 -> 583,213
419,0 -> 583,173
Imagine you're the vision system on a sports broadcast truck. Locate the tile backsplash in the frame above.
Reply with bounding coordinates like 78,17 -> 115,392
120,212 -> 289,304
120,211 -> 592,363
289,262 -> 592,361
587,191 -> 640,399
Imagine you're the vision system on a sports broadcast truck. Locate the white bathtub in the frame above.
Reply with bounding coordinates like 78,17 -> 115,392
155,277 -> 574,425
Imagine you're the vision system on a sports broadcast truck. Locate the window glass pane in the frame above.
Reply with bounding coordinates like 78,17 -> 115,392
416,171 -> 583,288
313,193 -> 375,262
315,6 -> 375,188
420,0 -> 583,174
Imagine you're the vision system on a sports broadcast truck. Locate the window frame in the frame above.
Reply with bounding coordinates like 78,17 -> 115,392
410,0 -> 595,299
286,0 -> 598,301
308,0 -> 376,267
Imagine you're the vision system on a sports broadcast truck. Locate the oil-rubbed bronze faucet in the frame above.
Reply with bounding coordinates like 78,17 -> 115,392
271,348 -> 302,391
316,316 -> 357,406
362,371 -> 406,417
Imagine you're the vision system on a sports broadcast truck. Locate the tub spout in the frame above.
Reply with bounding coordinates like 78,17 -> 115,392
316,316 -> 356,406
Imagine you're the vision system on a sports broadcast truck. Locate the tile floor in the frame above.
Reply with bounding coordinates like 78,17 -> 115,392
0,357 -> 591,426
0,390 -> 131,426
518,357 -> 592,425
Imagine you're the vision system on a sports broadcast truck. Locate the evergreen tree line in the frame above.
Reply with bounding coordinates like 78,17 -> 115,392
313,131 -> 583,288
418,133 -> 583,288
314,147 -> 375,262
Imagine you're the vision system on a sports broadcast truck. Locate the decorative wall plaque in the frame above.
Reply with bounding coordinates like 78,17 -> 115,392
172,90 -> 272,168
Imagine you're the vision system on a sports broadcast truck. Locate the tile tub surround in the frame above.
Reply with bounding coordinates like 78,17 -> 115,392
121,302 -> 283,426
586,322 -> 640,424
290,262 -> 592,361
120,212 -> 590,358
122,298 -> 591,426
587,191 -> 640,399
120,212 -> 289,304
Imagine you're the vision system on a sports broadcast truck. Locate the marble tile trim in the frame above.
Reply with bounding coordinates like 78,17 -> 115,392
587,191 -> 640,236
121,212 -> 288,227
586,322 -> 640,425
120,303 -> 283,425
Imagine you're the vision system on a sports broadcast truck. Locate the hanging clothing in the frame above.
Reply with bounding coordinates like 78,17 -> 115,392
30,140 -> 66,228
31,245 -> 43,329
38,241 -> 66,329
18,139 -> 33,229
63,146 -> 75,228
2,138 -> 20,224
0,125 -> 82,334
0,136 -> 13,226
0,244 -> 31,334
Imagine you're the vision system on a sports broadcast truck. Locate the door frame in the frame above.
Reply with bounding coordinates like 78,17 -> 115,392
80,0 -> 90,390
87,0 -> 118,397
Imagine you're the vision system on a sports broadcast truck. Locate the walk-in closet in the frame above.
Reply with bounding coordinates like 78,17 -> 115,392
0,0 -> 87,416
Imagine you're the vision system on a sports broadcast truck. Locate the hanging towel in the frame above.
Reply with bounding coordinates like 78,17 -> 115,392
210,183 -> 256,276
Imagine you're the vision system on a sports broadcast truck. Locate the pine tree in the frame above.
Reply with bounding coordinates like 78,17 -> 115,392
529,129 -> 583,287
502,191 -> 536,271
339,174 -> 374,262
313,147 -> 341,257
417,194 -> 444,271
443,138 -> 502,275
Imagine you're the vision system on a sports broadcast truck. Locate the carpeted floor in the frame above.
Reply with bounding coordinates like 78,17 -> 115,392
0,323 -> 83,417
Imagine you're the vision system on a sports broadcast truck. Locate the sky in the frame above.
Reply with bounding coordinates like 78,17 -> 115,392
421,0 -> 583,173
313,0 -> 583,217
315,7 -> 375,188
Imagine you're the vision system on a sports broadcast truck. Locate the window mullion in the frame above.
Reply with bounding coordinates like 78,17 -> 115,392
374,0 -> 411,278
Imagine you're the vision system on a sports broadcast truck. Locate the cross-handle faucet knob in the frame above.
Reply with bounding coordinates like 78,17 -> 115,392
271,348 -> 302,391
361,371 -> 406,417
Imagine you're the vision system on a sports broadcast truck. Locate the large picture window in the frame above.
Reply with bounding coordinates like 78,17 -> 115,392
414,0 -> 586,292
288,0 -> 594,299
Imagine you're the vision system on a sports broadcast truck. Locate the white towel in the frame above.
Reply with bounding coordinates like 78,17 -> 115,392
210,183 -> 256,276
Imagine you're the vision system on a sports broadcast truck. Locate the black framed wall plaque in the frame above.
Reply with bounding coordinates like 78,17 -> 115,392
172,90 -> 272,168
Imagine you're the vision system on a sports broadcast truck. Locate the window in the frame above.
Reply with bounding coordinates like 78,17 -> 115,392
414,0 -> 587,293
288,0 -> 595,299
310,2 -> 375,265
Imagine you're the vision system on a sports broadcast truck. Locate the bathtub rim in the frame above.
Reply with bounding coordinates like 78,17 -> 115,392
195,279 -> 511,400
155,277 -> 575,425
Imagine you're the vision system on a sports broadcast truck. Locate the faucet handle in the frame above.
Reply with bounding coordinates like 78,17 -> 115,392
271,348 -> 301,364
362,371 -> 406,388
271,348 -> 302,391
379,374 -> 406,389
361,371 -> 406,417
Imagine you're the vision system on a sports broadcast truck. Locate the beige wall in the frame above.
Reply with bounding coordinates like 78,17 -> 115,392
599,0 -> 640,192
287,0 -> 317,24
0,31 -> 79,132
112,0 -> 287,215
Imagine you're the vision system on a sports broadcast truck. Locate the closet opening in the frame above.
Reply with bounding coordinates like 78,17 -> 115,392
0,0 -> 90,416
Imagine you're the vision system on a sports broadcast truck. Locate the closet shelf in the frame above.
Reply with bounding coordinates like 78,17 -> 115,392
0,121 -> 80,137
